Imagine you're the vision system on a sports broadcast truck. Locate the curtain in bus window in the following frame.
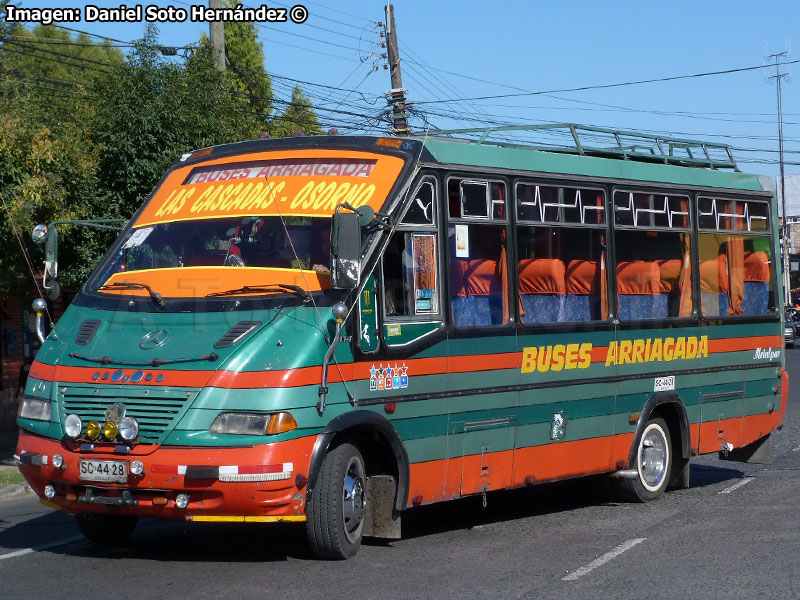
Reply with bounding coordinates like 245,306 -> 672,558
499,229 -> 509,323
698,234 -> 730,317
449,225 -> 507,326
726,236 -> 745,315
678,233 -> 693,318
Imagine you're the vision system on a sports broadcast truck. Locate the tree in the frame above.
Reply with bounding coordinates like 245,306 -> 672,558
199,0 -> 273,126
92,26 -> 260,220
271,85 -> 321,137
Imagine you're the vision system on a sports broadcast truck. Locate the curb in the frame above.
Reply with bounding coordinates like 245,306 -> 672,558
0,483 -> 33,501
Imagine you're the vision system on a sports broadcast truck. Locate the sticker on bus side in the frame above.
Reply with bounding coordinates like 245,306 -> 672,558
654,376 -> 676,392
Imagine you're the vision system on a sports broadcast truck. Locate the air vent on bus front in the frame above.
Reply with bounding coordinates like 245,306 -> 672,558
75,319 -> 102,345
213,321 -> 262,349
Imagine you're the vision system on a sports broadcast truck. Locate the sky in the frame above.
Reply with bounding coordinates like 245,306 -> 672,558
5,0 -> 800,180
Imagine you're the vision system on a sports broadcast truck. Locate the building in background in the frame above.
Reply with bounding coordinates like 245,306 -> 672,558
779,174 -> 800,305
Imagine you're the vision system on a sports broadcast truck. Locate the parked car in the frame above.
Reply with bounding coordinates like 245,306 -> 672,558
786,309 -> 799,348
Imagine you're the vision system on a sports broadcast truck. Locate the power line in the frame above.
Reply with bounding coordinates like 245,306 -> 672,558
411,60 -> 800,105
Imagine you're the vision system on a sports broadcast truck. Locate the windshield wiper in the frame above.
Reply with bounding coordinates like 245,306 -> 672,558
97,281 -> 164,305
206,283 -> 311,302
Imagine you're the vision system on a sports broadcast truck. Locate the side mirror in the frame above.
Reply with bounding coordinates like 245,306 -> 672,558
32,223 -> 60,300
330,209 -> 361,289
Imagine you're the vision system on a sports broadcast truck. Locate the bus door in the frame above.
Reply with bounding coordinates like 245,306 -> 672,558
444,177 -> 516,498
515,182 -> 615,482
366,177 -> 449,504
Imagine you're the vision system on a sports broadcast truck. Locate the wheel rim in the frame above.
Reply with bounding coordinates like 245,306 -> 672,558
342,458 -> 366,543
638,424 -> 668,491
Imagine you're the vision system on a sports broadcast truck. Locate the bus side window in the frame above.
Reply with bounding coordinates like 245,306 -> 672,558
382,179 -> 440,319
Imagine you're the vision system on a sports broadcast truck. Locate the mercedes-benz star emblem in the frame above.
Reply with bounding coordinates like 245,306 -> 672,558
105,403 -> 126,422
139,329 -> 169,349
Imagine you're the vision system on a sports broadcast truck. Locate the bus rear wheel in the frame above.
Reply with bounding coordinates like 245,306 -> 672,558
306,442 -> 367,560
75,513 -> 138,548
616,417 -> 672,502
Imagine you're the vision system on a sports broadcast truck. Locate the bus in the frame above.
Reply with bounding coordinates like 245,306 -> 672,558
16,125 -> 788,559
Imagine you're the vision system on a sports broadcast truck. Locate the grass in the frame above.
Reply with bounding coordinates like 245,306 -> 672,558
0,470 -> 25,488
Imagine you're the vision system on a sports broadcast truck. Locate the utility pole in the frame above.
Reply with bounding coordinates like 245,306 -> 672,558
768,51 -> 790,304
384,1 -> 408,135
209,0 -> 225,72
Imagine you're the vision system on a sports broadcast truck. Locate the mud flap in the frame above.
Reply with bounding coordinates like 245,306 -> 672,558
363,475 -> 401,539
719,433 -> 772,464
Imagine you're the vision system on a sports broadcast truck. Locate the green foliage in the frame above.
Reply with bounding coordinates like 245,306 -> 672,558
93,26 -> 260,220
0,17 -> 322,296
271,85 -> 322,137
199,0 -> 273,123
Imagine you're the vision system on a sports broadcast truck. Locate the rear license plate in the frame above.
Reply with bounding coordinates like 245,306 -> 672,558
79,460 -> 128,483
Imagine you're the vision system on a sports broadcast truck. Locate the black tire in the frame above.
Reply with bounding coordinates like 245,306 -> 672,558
306,442 -> 367,560
75,513 -> 138,548
615,417 -> 672,502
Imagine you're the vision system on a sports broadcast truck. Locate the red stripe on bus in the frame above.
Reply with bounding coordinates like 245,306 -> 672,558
28,334 -> 782,389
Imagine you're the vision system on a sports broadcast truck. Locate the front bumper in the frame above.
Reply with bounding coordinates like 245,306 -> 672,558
15,430 -> 315,521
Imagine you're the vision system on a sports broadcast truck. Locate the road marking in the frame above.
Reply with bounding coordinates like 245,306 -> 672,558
0,535 -> 84,561
718,476 -> 755,495
563,538 -> 646,581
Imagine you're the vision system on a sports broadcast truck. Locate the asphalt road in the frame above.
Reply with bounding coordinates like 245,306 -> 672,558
2,354 -> 800,600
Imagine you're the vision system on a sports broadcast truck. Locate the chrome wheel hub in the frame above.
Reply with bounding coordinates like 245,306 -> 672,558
640,428 -> 667,489
342,461 -> 366,541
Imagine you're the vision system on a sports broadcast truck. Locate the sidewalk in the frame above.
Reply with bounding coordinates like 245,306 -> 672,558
0,430 -> 18,469
0,430 -> 30,500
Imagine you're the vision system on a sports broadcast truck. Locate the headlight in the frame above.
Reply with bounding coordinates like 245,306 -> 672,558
64,414 -> 82,439
210,412 -> 297,435
18,397 -> 52,421
118,416 -> 139,442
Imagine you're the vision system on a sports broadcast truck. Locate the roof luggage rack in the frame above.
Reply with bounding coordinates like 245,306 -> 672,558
411,123 -> 739,172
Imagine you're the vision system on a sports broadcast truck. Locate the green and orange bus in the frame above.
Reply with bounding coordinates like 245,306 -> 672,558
16,125 -> 788,559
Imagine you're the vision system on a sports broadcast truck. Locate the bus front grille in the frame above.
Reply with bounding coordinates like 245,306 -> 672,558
59,385 -> 198,444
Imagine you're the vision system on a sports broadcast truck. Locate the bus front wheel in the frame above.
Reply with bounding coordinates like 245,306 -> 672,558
616,417 -> 672,502
306,442 -> 367,559
75,513 -> 138,548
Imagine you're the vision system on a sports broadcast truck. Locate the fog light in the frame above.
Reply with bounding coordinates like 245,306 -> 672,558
64,414 -> 82,439
102,421 -> 118,441
175,493 -> 189,509
52,454 -> 63,469
44,485 -> 55,499
119,416 -> 139,442
86,421 -> 101,440
131,460 -> 144,476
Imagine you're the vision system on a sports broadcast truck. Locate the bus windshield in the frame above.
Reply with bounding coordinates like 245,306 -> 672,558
87,148 -> 407,299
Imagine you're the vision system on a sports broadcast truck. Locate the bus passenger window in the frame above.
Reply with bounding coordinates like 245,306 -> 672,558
449,225 -> 508,326
612,190 -> 693,320
382,232 -> 439,318
697,197 -> 774,317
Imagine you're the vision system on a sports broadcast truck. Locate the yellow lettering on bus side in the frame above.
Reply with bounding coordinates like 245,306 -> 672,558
536,346 -> 552,372
664,337 -> 675,361
650,338 -> 663,361
632,339 -> 646,363
564,343 -> 579,369
521,347 -> 537,373
618,340 -> 633,365
699,335 -> 709,358
674,337 -> 686,360
579,343 -> 592,369
605,341 -> 618,366
686,336 -> 698,359
551,345 -> 565,371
